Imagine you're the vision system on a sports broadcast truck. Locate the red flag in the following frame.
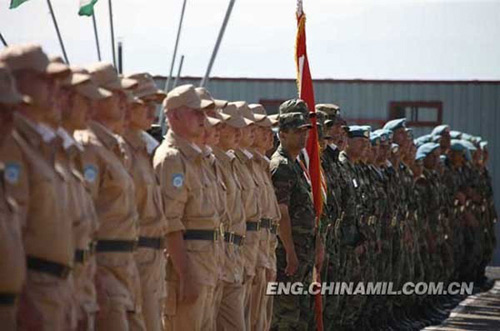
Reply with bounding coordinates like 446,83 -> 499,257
295,2 -> 323,330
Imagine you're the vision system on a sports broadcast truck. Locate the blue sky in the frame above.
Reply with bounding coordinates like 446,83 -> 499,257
1,0 -> 499,80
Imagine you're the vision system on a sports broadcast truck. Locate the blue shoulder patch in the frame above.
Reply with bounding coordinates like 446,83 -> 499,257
4,162 -> 21,185
83,165 -> 98,183
172,173 -> 184,188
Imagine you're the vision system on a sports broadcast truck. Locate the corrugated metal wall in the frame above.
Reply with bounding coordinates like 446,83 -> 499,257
155,76 -> 500,265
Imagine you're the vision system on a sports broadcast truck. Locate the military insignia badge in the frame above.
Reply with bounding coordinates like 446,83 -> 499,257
83,165 -> 98,183
4,162 -> 21,185
172,173 -> 184,188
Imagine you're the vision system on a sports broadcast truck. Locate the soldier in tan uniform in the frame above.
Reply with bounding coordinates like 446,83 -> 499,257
211,100 -> 253,331
57,65 -> 112,330
0,44 -> 75,331
122,72 -> 168,331
247,104 -> 281,331
224,101 -> 261,330
153,84 -> 221,331
74,62 -> 146,330
0,63 -> 29,331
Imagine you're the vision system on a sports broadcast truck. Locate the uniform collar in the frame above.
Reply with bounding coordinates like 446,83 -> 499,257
142,131 -> 160,155
212,146 -> 232,163
124,130 -> 147,152
235,148 -> 253,163
89,121 -> 120,150
164,130 -> 202,161
276,144 -> 295,163
57,127 -> 83,152
14,113 -> 56,147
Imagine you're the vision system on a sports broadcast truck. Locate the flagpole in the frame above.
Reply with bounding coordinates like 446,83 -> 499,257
165,0 -> 188,93
160,0 -> 187,135
108,0 -> 117,67
0,33 -> 7,47
200,0 -> 236,87
46,0 -> 69,64
92,13 -> 102,61
173,55 -> 185,89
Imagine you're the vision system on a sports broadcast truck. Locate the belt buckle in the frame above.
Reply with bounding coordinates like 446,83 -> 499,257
228,232 -> 235,244
213,229 -> 219,242
82,249 -> 89,263
256,221 -> 261,231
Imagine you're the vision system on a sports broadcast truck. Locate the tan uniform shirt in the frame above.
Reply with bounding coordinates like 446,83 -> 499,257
234,149 -> 261,278
2,114 -> 73,266
74,121 -> 140,311
212,147 -> 246,284
153,131 -> 221,287
122,130 -> 167,238
0,161 -> 25,293
75,121 -> 139,241
252,151 -> 281,271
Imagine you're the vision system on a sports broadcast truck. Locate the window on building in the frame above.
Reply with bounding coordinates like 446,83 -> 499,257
389,101 -> 443,127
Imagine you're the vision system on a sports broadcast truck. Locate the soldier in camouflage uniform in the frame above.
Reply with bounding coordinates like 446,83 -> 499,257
270,99 -> 316,331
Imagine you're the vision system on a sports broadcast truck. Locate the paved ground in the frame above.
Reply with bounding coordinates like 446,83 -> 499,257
423,267 -> 500,331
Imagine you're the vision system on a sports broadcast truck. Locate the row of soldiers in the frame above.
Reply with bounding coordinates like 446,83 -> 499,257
314,109 -> 497,330
0,42 -> 497,331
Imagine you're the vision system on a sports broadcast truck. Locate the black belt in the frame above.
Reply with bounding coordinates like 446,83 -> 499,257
27,256 -> 71,279
260,218 -> 273,229
246,221 -> 260,232
0,293 -> 17,305
138,236 -> 164,250
184,229 -> 220,241
224,232 -> 244,246
95,240 -> 137,253
74,242 -> 97,263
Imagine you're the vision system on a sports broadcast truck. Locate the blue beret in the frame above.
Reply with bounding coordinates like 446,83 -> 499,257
450,139 -> 467,152
374,129 -> 393,142
416,142 -> 440,161
480,141 -> 488,149
461,133 -> 473,142
431,124 -> 450,137
347,125 -> 370,139
461,139 -> 477,152
449,130 -> 462,139
370,132 -> 381,145
383,118 -> 406,132
414,134 -> 431,147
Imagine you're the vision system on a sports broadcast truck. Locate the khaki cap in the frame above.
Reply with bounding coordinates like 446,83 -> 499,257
220,102 -> 253,128
56,63 -> 91,87
0,43 -> 70,77
205,115 -> 221,127
195,87 -> 228,109
163,84 -> 214,112
87,62 -> 137,91
75,81 -> 113,101
249,103 -> 275,127
0,63 -> 31,105
127,72 -> 166,102
234,101 -> 267,122
125,91 -> 145,105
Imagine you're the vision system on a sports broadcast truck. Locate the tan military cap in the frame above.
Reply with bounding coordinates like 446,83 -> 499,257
233,101 -> 267,123
248,103 -> 276,127
87,62 -> 137,91
220,102 -> 253,128
127,72 -> 166,102
163,84 -> 214,112
195,87 -> 228,109
57,62 -> 91,87
66,66 -> 113,101
0,63 -> 31,105
0,44 -> 70,77
205,115 -> 221,127
125,90 -> 145,105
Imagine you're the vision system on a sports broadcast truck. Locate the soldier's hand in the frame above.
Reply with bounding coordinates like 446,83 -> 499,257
285,249 -> 299,276
179,272 -> 200,304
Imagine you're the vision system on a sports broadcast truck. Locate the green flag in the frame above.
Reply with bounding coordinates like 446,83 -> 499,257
79,0 -> 98,16
10,0 -> 30,9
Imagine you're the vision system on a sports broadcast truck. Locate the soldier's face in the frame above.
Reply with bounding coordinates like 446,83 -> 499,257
239,124 -> 256,148
449,150 -> 464,167
205,123 -> 221,146
218,123 -> 240,150
252,126 -> 268,150
393,128 -> 409,149
440,132 -> 451,151
423,149 -> 439,170
65,90 -> 91,130
128,103 -> 150,130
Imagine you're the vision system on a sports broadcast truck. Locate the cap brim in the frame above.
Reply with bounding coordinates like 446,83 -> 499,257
215,110 -> 231,121
120,77 -> 138,90
226,116 -> 253,128
62,73 -> 90,87
46,62 -> 71,77
76,83 -> 113,101
205,116 -> 222,127
214,99 -> 228,109
255,117 -> 274,128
